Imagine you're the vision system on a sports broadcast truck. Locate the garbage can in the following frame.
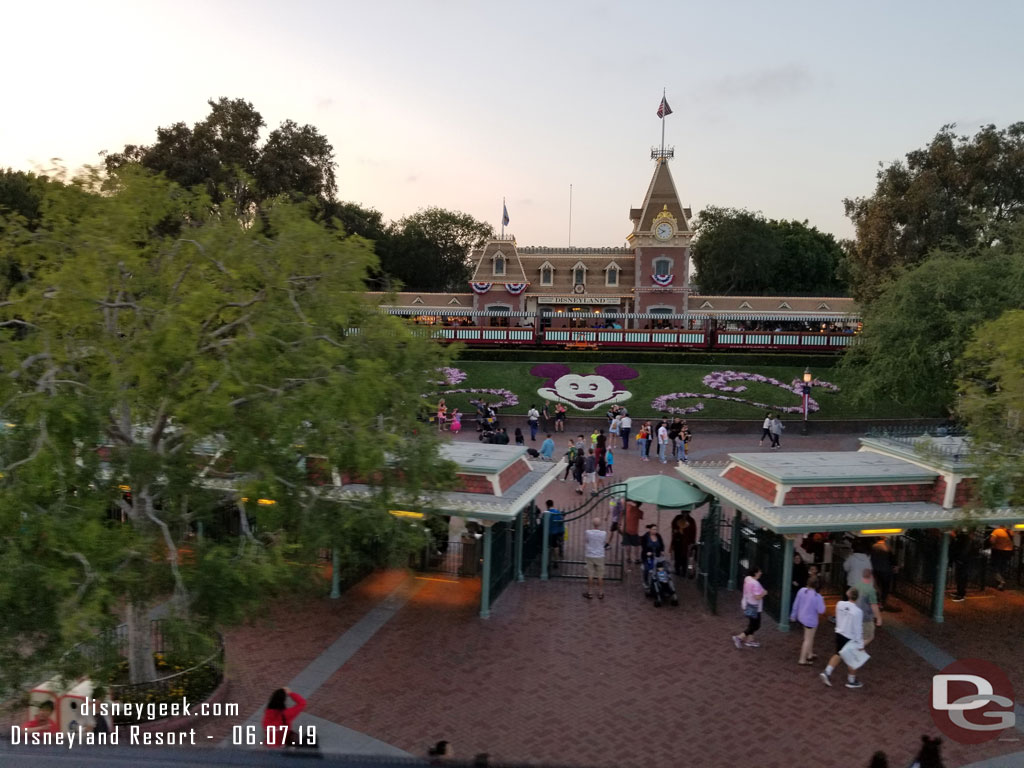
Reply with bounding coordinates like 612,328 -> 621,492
460,533 -> 481,577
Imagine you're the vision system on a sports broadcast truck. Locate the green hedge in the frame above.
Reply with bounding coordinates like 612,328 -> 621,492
457,348 -> 840,368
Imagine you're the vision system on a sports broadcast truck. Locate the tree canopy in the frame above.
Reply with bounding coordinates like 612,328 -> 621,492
837,221 -> 1024,411
843,122 -> 1024,301
957,309 -> 1024,508
104,97 -> 337,215
691,207 -> 846,295
0,168 -> 453,689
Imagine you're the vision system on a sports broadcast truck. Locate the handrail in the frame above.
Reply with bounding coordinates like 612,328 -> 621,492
560,483 -> 627,523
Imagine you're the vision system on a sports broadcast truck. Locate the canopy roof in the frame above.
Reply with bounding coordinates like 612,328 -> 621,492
625,474 -> 708,509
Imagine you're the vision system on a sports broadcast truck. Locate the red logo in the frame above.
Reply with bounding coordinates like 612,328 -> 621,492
930,659 -> 1016,744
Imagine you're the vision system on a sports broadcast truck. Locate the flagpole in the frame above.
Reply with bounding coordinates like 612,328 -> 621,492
660,87 -> 666,156
568,184 -> 573,246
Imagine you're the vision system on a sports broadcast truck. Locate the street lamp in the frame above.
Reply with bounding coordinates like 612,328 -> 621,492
800,368 -> 812,435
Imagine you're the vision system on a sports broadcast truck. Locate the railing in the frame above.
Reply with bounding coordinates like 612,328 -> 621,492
542,329 -> 707,347
715,332 -> 855,349
430,327 -> 535,343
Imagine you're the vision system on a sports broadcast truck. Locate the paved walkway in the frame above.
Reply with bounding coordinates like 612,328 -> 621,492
178,427 -> 1023,767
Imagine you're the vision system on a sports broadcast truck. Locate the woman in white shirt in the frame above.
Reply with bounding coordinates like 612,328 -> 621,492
759,412 -> 772,446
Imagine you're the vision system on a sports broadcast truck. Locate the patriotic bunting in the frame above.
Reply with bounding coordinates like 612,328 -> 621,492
504,283 -> 528,295
651,274 -> 675,287
470,282 -> 493,294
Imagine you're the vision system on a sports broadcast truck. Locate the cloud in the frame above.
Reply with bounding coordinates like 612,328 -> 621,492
694,64 -> 814,104
406,174 -> 418,183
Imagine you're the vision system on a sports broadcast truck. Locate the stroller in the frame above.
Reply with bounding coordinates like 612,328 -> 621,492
642,552 -> 679,607
473,401 -> 501,433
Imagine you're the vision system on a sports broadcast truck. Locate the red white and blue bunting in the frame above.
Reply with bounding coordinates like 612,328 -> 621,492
651,274 -> 675,287
470,282 -> 493,294
505,283 -> 528,295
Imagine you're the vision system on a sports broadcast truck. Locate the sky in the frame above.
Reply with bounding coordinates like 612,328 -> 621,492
3,0 -> 1023,246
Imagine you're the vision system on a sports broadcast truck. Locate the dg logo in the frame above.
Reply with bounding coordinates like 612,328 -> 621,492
931,659 -> 1016,744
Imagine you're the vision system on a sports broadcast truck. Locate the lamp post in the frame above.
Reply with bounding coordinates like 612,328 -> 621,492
800,368 -> 812,435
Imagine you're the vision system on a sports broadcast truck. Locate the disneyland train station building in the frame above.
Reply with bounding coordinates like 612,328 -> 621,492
375,150 -> 859,337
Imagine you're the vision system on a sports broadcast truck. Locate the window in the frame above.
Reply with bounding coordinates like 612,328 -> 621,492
653,258 -> 672,276
574,267 -> 585,285
493,255 -> 506,276
605,263 -> 620,287
540,265 -> 553,285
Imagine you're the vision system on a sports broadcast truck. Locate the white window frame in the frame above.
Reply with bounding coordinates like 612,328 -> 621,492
653,256 -> 674,276
539,261 -> 554,286
493,254 -> 506,277
571,261 -> 587,286
605,261 -> 621,287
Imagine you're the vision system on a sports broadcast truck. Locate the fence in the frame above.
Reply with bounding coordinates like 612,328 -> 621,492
543,485 -> 626,582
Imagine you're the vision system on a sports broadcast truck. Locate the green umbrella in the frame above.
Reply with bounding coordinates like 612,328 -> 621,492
624,474 -> 708,510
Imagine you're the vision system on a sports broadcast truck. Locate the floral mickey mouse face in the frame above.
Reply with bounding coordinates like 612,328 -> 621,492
530,364 -> 639,412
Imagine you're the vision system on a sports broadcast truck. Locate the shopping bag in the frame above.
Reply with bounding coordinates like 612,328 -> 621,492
839,639 -> 870,669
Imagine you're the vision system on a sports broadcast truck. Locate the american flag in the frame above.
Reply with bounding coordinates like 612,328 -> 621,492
657,96 -> 673,119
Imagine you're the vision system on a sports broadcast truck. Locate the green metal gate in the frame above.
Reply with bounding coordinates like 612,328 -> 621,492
696,500 -> 723,613
543,484 -> 626,581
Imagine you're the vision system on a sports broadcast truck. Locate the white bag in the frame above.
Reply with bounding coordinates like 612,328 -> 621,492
839,639 -> 870,669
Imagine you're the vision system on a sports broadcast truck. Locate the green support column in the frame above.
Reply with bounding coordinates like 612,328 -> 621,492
932,530 -> 950,623
727,507 -> 742,590
540,511 -> 551,581
778,536 -> 795,632
515,510 -> 525,582
196,521 -> 204,541
330,548 -> 341,599
480,524 -> 493,618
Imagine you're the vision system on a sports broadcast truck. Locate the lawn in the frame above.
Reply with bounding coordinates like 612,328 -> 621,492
429,360 -> 933,421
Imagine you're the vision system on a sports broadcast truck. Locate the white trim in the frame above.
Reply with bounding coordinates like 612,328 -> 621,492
412,296 -> 424,305
646,304 -> 675,314
572,261 -> 587,286
538,261 -> 554,286
652,256 -> 674,276
699,300 -> 714,309
605,262 -> 620,287
738,301 -> 753,310
777,301 -> 792,310
485,303 -> 513,312
448,297 -> 462,305
493,254 -> 506,277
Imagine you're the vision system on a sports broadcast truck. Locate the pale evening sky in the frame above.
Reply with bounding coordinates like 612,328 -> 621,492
3,0 -> 1022,247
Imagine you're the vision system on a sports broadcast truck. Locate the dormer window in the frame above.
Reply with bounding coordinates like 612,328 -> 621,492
539,262 -> 554,286
574,267 -> 586,285
605,262 -> 621,287
493,255 -> 506,276
653,257 -> 672,276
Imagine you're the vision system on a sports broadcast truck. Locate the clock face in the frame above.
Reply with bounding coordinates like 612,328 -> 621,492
655,222 -> 673,240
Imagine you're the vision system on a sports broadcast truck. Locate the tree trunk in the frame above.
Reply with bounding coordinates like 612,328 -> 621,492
126,599 -> 157,684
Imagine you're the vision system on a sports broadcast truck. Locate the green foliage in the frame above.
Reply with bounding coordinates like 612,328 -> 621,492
691,207 -> 847,295
957,310 -> 1024,507
839,232 -> 1024,412
104,97 -> 337,215
0,167 -> 453,687
843,122 -> 1024,301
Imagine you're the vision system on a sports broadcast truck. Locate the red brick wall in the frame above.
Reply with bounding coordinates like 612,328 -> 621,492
723,466 -> 777,502
953,478 -> 977,507
456,473 -> 495,495
306,456 -> 329,486
497,459 -> 530,494
931,477 -> 947,506
784,483 -> 935,505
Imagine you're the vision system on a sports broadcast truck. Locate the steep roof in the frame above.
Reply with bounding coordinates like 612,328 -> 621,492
633,158 -> 691,234
470,239 -> 527,284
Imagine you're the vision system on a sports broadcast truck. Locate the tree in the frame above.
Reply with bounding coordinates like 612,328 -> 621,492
837,223 -> 1024,412
104,98 -> 337,216
843,123 -> 1024,301
0,168 -> 452,689
691,207 -> 846,295
381,208 -> 494,292
957,310 -> 1024,507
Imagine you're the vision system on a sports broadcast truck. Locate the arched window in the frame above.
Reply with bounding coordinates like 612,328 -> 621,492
540,265 -> 553,285
606,266 -> 619,287
493,255 -> 506,276
653,258 -> 672,276
573,267 -> 586,285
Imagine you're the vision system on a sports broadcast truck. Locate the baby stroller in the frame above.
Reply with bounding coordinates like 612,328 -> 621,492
643,552 -> 679,607
473,401 -> 501,433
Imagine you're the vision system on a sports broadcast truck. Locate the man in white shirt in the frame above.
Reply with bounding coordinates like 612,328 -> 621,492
619,413 -> 632,450
583,517 -> 608,600
657,421 -> 669,464
821,587 -> 866,689
527,405 -> 540,441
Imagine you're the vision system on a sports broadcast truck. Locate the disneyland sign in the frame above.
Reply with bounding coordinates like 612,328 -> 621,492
539,297 -> 621,305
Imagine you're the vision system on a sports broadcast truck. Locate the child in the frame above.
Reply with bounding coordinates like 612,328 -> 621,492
514,427 -> 525,445
437,399 -> 447,431
450,410 -> 461,435
605,447 -> 614,475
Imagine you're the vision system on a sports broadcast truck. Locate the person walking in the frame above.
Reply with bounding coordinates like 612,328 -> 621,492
989,524 -> 1013,591
605,446 -> 614,476
733,566 -> 768,648
527,404 -> 540,441
583,516 -> 607,600
619,412 -> 632,449
844,541 -> 873,589
546,500 -> 565,569
561,439 -> 576,481
855,568 -> 883,647
790,575 -> 826,665
583,448 -> 598,496
573,448 -> 586,495
820,587 -> 866,689
623,500 -> 644,565
870,537 -> 895,609
769,415 -> 784,449
670,511 -> 694,576
262,687 -> 307,747
759,412 -> 772,446
607,496 -> 624,550
657,421 -> 670,464
541,401 -> 551,433
596,449 -> 608,491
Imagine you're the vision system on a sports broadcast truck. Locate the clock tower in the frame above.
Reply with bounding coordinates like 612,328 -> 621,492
627,150 -> 694,318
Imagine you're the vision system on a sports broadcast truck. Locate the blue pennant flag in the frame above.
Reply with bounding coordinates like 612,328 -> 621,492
502,203 -> 510,227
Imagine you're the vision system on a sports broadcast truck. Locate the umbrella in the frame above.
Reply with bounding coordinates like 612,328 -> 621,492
624,475 -> 707,510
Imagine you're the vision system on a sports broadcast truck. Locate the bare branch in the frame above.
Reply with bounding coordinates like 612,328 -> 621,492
2,416 -> 47,472
286,288 -> 309,325
58,550 -> 97,604
209,313 -> 252,338
149,399 -> 170,451
140,487 -> 189,613
168,262 -> 193,300
9,353 -> 52,379
312,334 -> 345,349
